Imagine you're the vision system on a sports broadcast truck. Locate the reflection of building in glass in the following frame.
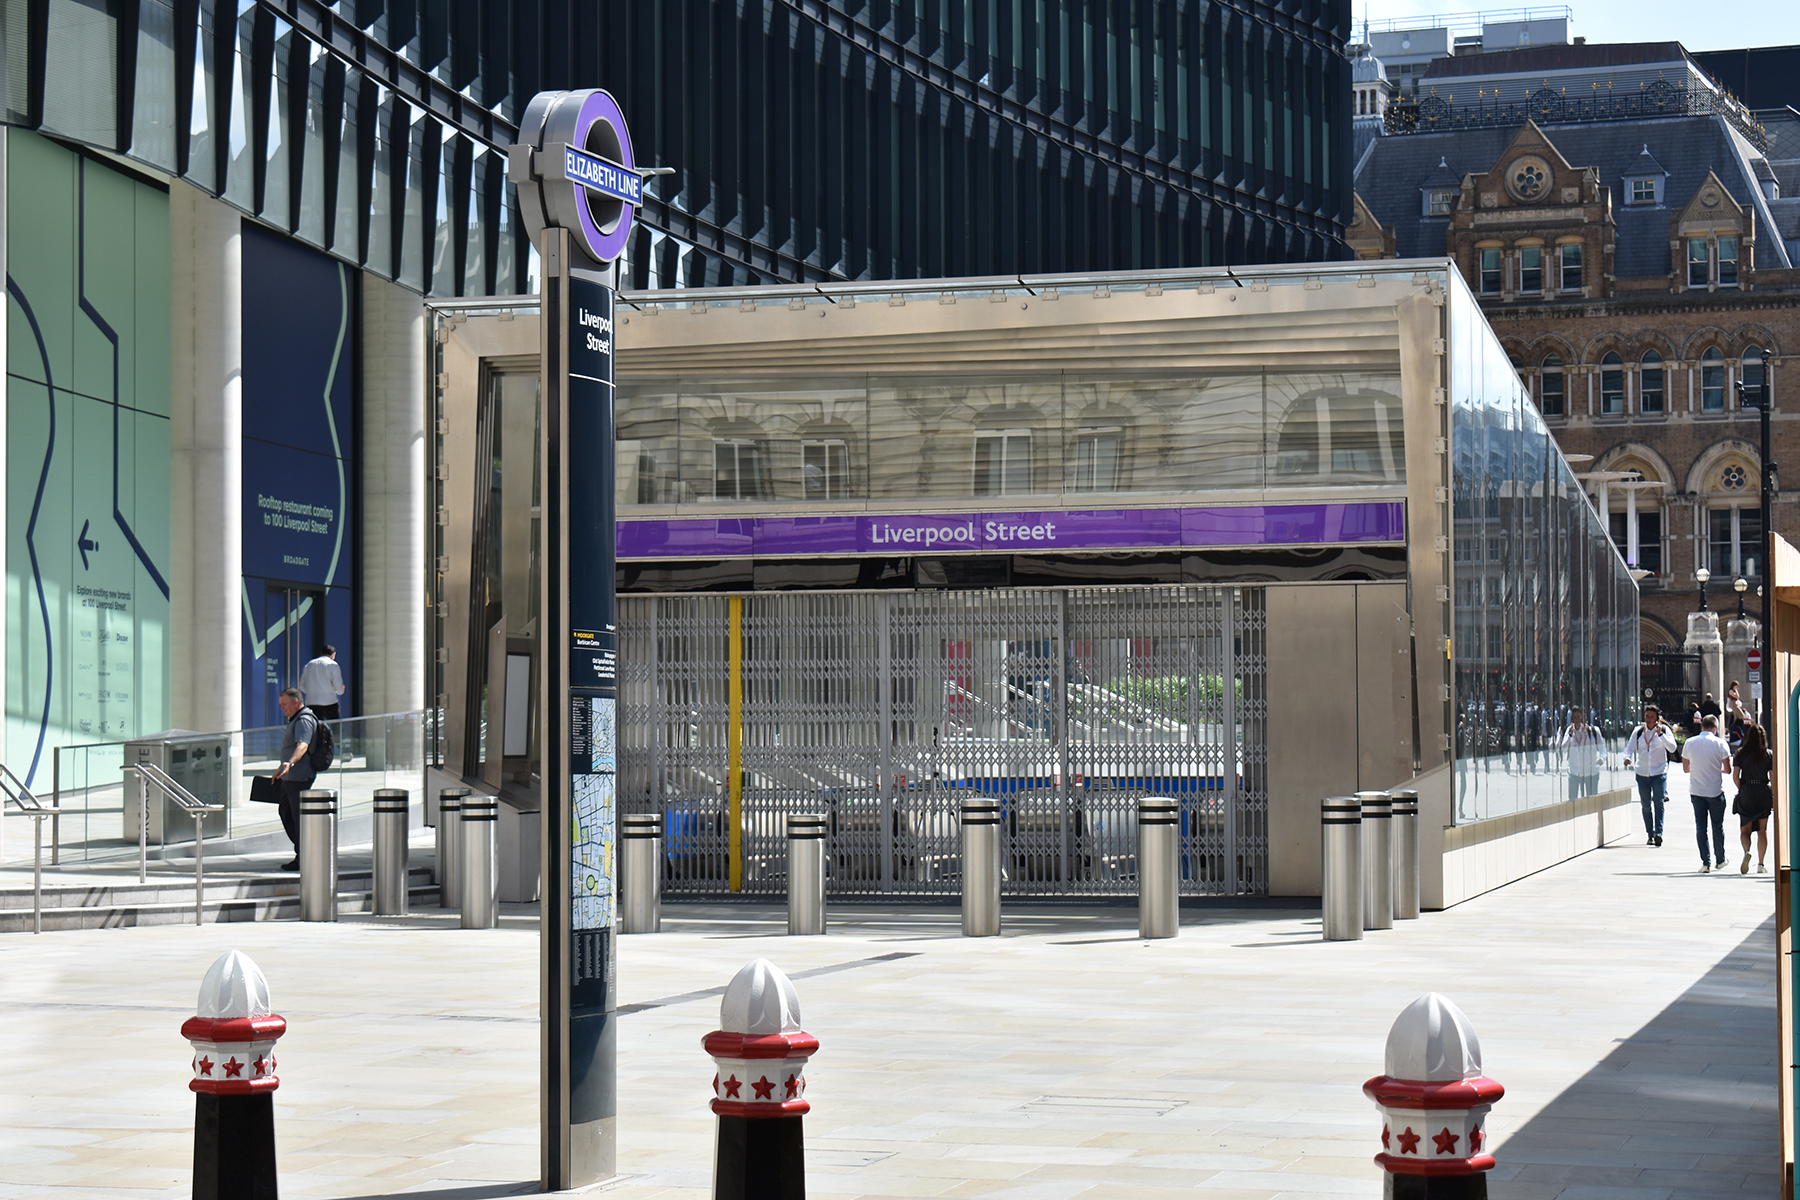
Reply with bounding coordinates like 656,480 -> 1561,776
430,260 -> 1638,910
1354,76 -> 1800,653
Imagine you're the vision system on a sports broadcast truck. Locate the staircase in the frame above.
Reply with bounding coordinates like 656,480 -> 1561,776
0,866 -> 441,933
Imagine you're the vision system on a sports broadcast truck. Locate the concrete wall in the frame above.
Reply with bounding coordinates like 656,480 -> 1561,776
1267,580 -> 1414,896
1435,773 -> 1637,907
168,182 -> 241,734
360,275 -> 427,716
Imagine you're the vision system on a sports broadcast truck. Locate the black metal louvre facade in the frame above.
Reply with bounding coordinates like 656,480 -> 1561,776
0,0 -> 1351,295
613,0 -> 1355,285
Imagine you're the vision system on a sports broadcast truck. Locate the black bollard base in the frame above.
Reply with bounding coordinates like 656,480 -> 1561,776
714,1114 -> 804,1200
193,1092 -> 279,1200
1387,1172 -> 1487,1199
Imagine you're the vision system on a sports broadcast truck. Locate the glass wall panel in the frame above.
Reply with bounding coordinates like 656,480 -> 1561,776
461,144 -> 488,297
365,87 -> 395,271
397,104 -> 425,291
42,0 -> 118,146
1448,276 -> 1638,824
221,3 -> 256,213
296,42 -> 327,245
262,19 -> 293,228
330,68 -> 362,257
131,0 -> 178,170
184,0 -> 218,193
614,368 -> 1407,508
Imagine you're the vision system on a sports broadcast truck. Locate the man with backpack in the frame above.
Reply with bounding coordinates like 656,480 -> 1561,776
271,686 -> 334,871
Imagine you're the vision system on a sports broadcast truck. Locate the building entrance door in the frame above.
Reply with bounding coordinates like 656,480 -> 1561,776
255,584 -> 324,727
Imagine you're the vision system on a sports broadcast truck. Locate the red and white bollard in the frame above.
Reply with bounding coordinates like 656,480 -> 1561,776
703,958 -> 818,1200
182,950 -> 286,1199
1363,993 -> 1504,1199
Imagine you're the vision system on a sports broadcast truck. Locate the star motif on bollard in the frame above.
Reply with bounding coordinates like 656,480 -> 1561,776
1396,1127 -> 1421,1154
752,1076 -> 775,1100
196,1055 -> 215,1076
784,1074 -> 800,1098
1432,1127 -> 1460,1155
1469,1127 -> 1483,1152
223,1057 -> 244,1079
253,1056 -> 268,1076
722,1075 -> 741,1099
1381,1125 -> 1391,1150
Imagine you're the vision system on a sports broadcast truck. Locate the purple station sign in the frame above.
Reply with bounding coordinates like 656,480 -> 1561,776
617,502 -> 1404,560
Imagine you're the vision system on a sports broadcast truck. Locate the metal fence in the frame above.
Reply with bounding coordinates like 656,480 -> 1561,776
617,586 -> 1267,897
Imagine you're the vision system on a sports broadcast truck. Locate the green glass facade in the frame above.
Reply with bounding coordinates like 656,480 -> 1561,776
5,131 -> 170,779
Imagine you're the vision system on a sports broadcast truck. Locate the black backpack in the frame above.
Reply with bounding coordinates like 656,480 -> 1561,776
304,709 -> 336,772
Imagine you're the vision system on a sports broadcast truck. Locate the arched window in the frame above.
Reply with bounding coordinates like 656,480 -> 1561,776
1640,350 -> 1665,414
1539,354 -> 1564,417
1742,347 -> 1768,407
1600,352 -> 1624,414
1701,348 -> 1725,411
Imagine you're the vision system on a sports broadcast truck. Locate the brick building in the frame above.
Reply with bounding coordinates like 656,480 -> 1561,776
1353,46 -> 1800,652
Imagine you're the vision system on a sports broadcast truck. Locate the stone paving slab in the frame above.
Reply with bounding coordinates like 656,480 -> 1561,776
0,806 -> 1775,1200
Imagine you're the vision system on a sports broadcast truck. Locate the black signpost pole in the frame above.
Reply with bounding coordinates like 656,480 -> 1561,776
513,85 -> 637,1192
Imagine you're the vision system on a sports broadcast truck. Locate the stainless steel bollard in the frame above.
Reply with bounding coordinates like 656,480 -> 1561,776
620,813 -> 662,934
372,788 -> 410,916
960,796 -> 1001,937
1388,789 -> 1420,920
460,795 -> 499,929
1138,796 -> 1180,939
787,813 -> 828,935
436,788 -> 468,909
1321,796 -> 1363,941
1359,790 -> 1394,931
298,790 -> 338,922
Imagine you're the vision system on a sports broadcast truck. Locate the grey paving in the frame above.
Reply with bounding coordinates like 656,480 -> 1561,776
0,804 -> 1776,1200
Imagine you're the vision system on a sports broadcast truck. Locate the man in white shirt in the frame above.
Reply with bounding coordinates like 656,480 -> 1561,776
1623,704 -> 1677,847
298,645 -> 345,721
1681,714 -> 1733,873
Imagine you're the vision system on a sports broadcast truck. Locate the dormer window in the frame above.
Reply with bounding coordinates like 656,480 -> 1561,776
1624,145 -> 1667,207
1426,190 -> 1457,216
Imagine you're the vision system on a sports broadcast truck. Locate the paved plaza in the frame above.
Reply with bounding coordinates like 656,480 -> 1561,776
0,782 -> 1777,1200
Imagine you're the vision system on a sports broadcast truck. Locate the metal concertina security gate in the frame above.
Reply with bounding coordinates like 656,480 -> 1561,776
616,586 -> 1267,897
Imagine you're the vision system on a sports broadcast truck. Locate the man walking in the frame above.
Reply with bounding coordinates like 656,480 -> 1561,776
1623,704 -> 1677,847
271,687 -> 320,871
1682,714 -> 1733,873
299,645 -> 345,721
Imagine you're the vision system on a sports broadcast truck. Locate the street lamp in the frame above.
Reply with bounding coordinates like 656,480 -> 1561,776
1696,567 -> 1711,611
1735,348 -> 1775,724
1735,575 -> 1749,620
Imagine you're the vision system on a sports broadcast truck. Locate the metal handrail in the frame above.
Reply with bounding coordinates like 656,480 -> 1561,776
123,763 -> 224,926
1,761 -> 60,935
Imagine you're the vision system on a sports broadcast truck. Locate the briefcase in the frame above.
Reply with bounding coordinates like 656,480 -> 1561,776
249,775 -> 280,805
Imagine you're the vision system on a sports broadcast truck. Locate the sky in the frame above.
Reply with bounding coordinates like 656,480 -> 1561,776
1355,1 -> 1799,55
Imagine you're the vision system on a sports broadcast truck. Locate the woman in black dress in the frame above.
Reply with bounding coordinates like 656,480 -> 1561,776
1732,723 -> 1774,874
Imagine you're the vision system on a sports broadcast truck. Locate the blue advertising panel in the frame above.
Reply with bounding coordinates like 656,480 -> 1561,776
239,226 -> 355,729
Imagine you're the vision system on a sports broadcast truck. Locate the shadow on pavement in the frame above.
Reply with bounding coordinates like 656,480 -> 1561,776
1491,917 -> 1778,1199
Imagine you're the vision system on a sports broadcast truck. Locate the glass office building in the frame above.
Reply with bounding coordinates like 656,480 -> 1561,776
1,0 -> 1354,804
428,259 -> 1637,904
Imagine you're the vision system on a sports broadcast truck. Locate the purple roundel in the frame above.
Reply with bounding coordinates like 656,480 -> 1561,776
573,90 -> 636,264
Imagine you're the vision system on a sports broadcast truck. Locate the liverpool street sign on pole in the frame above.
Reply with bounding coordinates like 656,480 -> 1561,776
509,86 -> 638,1192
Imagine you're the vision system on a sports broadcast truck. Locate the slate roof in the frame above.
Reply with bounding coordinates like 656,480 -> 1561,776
1354,114 -> 1795,276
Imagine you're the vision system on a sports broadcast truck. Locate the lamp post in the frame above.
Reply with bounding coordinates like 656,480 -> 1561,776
1735,576 -> 1749,621
1735,348 -> 1775,725
1696,567 -> 1711,611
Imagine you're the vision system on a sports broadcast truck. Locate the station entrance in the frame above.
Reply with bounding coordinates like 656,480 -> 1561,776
616,586 -> 1268,896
